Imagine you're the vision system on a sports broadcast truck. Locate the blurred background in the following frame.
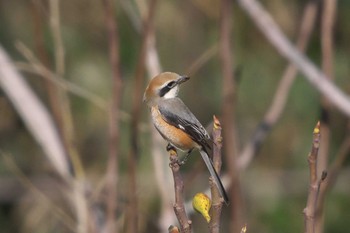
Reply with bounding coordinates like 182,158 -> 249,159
0,0 -> 349,232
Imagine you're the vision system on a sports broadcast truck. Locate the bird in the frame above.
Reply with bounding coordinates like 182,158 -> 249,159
143,72 -> 229,204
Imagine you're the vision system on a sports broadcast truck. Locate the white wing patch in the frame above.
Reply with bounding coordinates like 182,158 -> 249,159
178,124 -> 185,130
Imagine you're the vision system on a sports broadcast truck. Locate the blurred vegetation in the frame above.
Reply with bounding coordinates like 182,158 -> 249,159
0,0 -> 349,232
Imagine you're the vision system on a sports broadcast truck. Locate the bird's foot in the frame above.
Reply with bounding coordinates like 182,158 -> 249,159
178,149 -> 193,166
166,143 -> 176,152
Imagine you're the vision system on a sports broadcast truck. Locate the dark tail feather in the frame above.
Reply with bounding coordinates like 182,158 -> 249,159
199,150 -> 229,205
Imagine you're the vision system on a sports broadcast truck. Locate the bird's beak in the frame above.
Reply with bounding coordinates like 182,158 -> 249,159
176,75 -> 190,85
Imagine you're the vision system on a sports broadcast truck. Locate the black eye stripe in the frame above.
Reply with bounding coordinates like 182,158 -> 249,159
159,86 -> 171,97
159,81 -> 176,97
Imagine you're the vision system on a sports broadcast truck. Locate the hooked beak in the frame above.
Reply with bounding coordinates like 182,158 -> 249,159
176,75 -> 190,85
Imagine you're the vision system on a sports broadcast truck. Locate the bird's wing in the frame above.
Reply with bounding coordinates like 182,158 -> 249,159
158,98 -> 211,150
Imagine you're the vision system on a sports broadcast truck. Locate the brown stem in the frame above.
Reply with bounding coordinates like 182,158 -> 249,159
209,116 -> 224,233
169,148 -> 192,233
219,0 -> 244,231
102,0 -> 122,232
316,122 -> 350,232
303,122 -> 327,233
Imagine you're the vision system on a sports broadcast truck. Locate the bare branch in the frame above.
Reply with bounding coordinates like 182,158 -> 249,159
238,0 -> 319,170
15,42 -> 107,110
303,122 -> 326,233
220,0 -> 244,231
169,148 -> 192,233
237,0 -> 350,117
209,116 -> 224,233
1,152 -> 75,231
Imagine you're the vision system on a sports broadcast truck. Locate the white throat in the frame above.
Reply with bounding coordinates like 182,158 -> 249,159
163,86 -> 179,99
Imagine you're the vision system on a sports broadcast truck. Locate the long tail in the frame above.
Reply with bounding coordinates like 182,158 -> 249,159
199,150 -> 229,204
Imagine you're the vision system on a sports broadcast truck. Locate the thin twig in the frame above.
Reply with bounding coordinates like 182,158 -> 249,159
30,0 -> 65,148
1,152 -> 75,231
49,0 -> 64,76
237,0 -> 350,117
315,122 -> 350,228
238,0 -> 319,170
14,43 -> 107,109
209,116 -> 224,233
49,2 -> 88,233
185,44 -> 218,76
303,122 -> 327,233
169,148 -> 192,233
49,0 -> 85,180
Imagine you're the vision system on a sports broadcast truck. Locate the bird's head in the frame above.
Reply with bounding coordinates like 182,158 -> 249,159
143,72 -> 190,106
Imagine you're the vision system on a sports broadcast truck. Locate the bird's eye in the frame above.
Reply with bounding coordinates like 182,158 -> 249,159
166,81 -> 176,88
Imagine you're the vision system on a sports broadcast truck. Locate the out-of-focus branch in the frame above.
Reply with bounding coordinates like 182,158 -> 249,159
0,45 -> 70,178
49,0 -> 64,76
219,0 -> 244,231
321,0 -> 336,82
15,43 -> 107,109
1,152 -> 75,231
102,0 -> 123,232
185,44 -> 218,76
49,2 -> 88,233
316,1 -> 337,232
169,148 -> 192,233
209,116 -> 224,233
238,0 -> 319,170
49,0 -> 84,179
237,0 -> 350,117
30,0 -> 65,149
317,0 -> 336,183
146,33 -> 175,232
303,122 -> 327,233
121,2 -> 175,231
127,1 -> 157,232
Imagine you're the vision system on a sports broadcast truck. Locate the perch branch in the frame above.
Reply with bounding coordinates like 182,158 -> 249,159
169,148 -> 192,233
209,116 -> 224,233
